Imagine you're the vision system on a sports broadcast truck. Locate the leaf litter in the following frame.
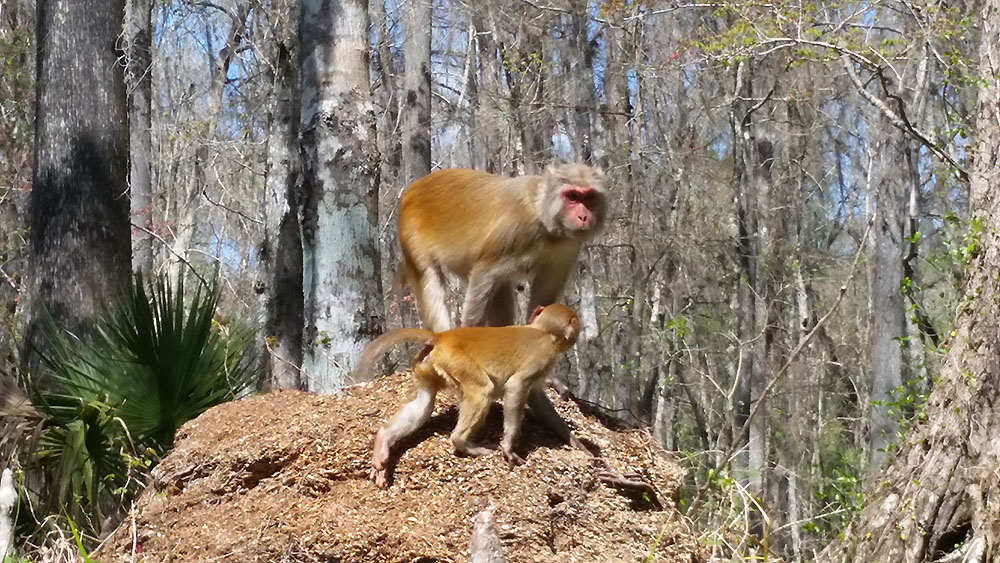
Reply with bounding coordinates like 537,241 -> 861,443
98,373 -> 705,562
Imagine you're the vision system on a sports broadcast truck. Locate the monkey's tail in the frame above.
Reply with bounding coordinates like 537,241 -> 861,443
353,328 -> 435,382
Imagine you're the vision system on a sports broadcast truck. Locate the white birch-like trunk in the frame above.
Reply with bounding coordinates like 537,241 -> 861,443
125,0 -> 153,274
0,469 -> 16,560
299,0 -> 383,392
574,257 -> 600,403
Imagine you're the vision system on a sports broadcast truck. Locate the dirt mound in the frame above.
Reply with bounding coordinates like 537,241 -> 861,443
98,374 -> 704,562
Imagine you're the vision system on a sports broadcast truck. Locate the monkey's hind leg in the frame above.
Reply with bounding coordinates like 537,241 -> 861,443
370,363 -> 440,487
527,389 -> 590,454
448,365 -> 496,457
483,282 -> 516,327
416,266 -> 452,332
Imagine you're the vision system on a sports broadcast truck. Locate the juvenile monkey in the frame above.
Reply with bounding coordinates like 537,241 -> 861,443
357,304 -> 581,488
396,163 -> 607,451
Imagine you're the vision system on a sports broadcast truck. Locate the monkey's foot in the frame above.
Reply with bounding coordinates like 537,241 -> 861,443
456,443 -> 496,457
568,434 -> 593,456
369,466 -> 390,488
503,448 -> 526,468
370,430 -> 392,487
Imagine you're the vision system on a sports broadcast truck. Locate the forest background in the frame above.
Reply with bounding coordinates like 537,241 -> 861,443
1,0 -> 998,561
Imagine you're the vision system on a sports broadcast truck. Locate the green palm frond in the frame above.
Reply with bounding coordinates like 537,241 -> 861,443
32,398 -> 124,529
97,274 -> 255,450
35,273 -> 255,452
24,272 -> 257,532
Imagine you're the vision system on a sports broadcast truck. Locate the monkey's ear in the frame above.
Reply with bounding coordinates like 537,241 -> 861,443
565,317 -> 580,341
529,305 -> 546,323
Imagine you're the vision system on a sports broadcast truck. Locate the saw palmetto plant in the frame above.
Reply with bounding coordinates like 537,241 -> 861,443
24,273 -> 255,532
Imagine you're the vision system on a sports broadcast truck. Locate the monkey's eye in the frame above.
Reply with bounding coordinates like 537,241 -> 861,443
565,189 -> 595,205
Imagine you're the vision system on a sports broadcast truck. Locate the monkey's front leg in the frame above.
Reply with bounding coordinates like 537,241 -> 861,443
525,261 -> 590,453
501,381 -> 531,467
483,283 -> 516,327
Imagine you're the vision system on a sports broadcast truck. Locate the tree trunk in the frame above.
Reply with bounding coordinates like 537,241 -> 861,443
592,16 -> 627,172
370,0 -> 411,328
624,16 -> 650,425
262,0 -> 304,390
470,13 -> 502,173
821,1 -> 1000,558
868,37 -> 929,476
0,2 -> 31,374
501,22 -> 550,173
125,0 -> 153,274
573,256 -> 602,403
401,0 -> 431,185
730,58 -> 773,526
593,12 -> 628,409
565,10 -> 601,402
568,12 -> 593,163
868,129 -> 910,475
299,0 -> 384,392
23,0 -> 131,372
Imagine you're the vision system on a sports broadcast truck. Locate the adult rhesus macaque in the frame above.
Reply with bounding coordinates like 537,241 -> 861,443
357,304 -> 580,488
398,163 -> 607,330
395,163 -> 607,451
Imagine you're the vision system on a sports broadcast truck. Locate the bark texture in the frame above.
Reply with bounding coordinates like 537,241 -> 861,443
125,0 -> 153,274
822,1 -> 1000,559
262,0 -> 304,390
24,0 -> 131,371
470,13 -> 502,173
730,59 -> 772,507
401,0 -> 431,185
868,39 -> 928,475
299,0 -> 383,392
868,129 -> 909,475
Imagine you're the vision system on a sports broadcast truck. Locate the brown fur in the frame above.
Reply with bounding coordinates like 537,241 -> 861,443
364,304 -> 581,487
397,163 -> 607,331
353,328 -> 434,382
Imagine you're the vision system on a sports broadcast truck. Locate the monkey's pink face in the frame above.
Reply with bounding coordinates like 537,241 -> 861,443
560,185 -> 603,231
